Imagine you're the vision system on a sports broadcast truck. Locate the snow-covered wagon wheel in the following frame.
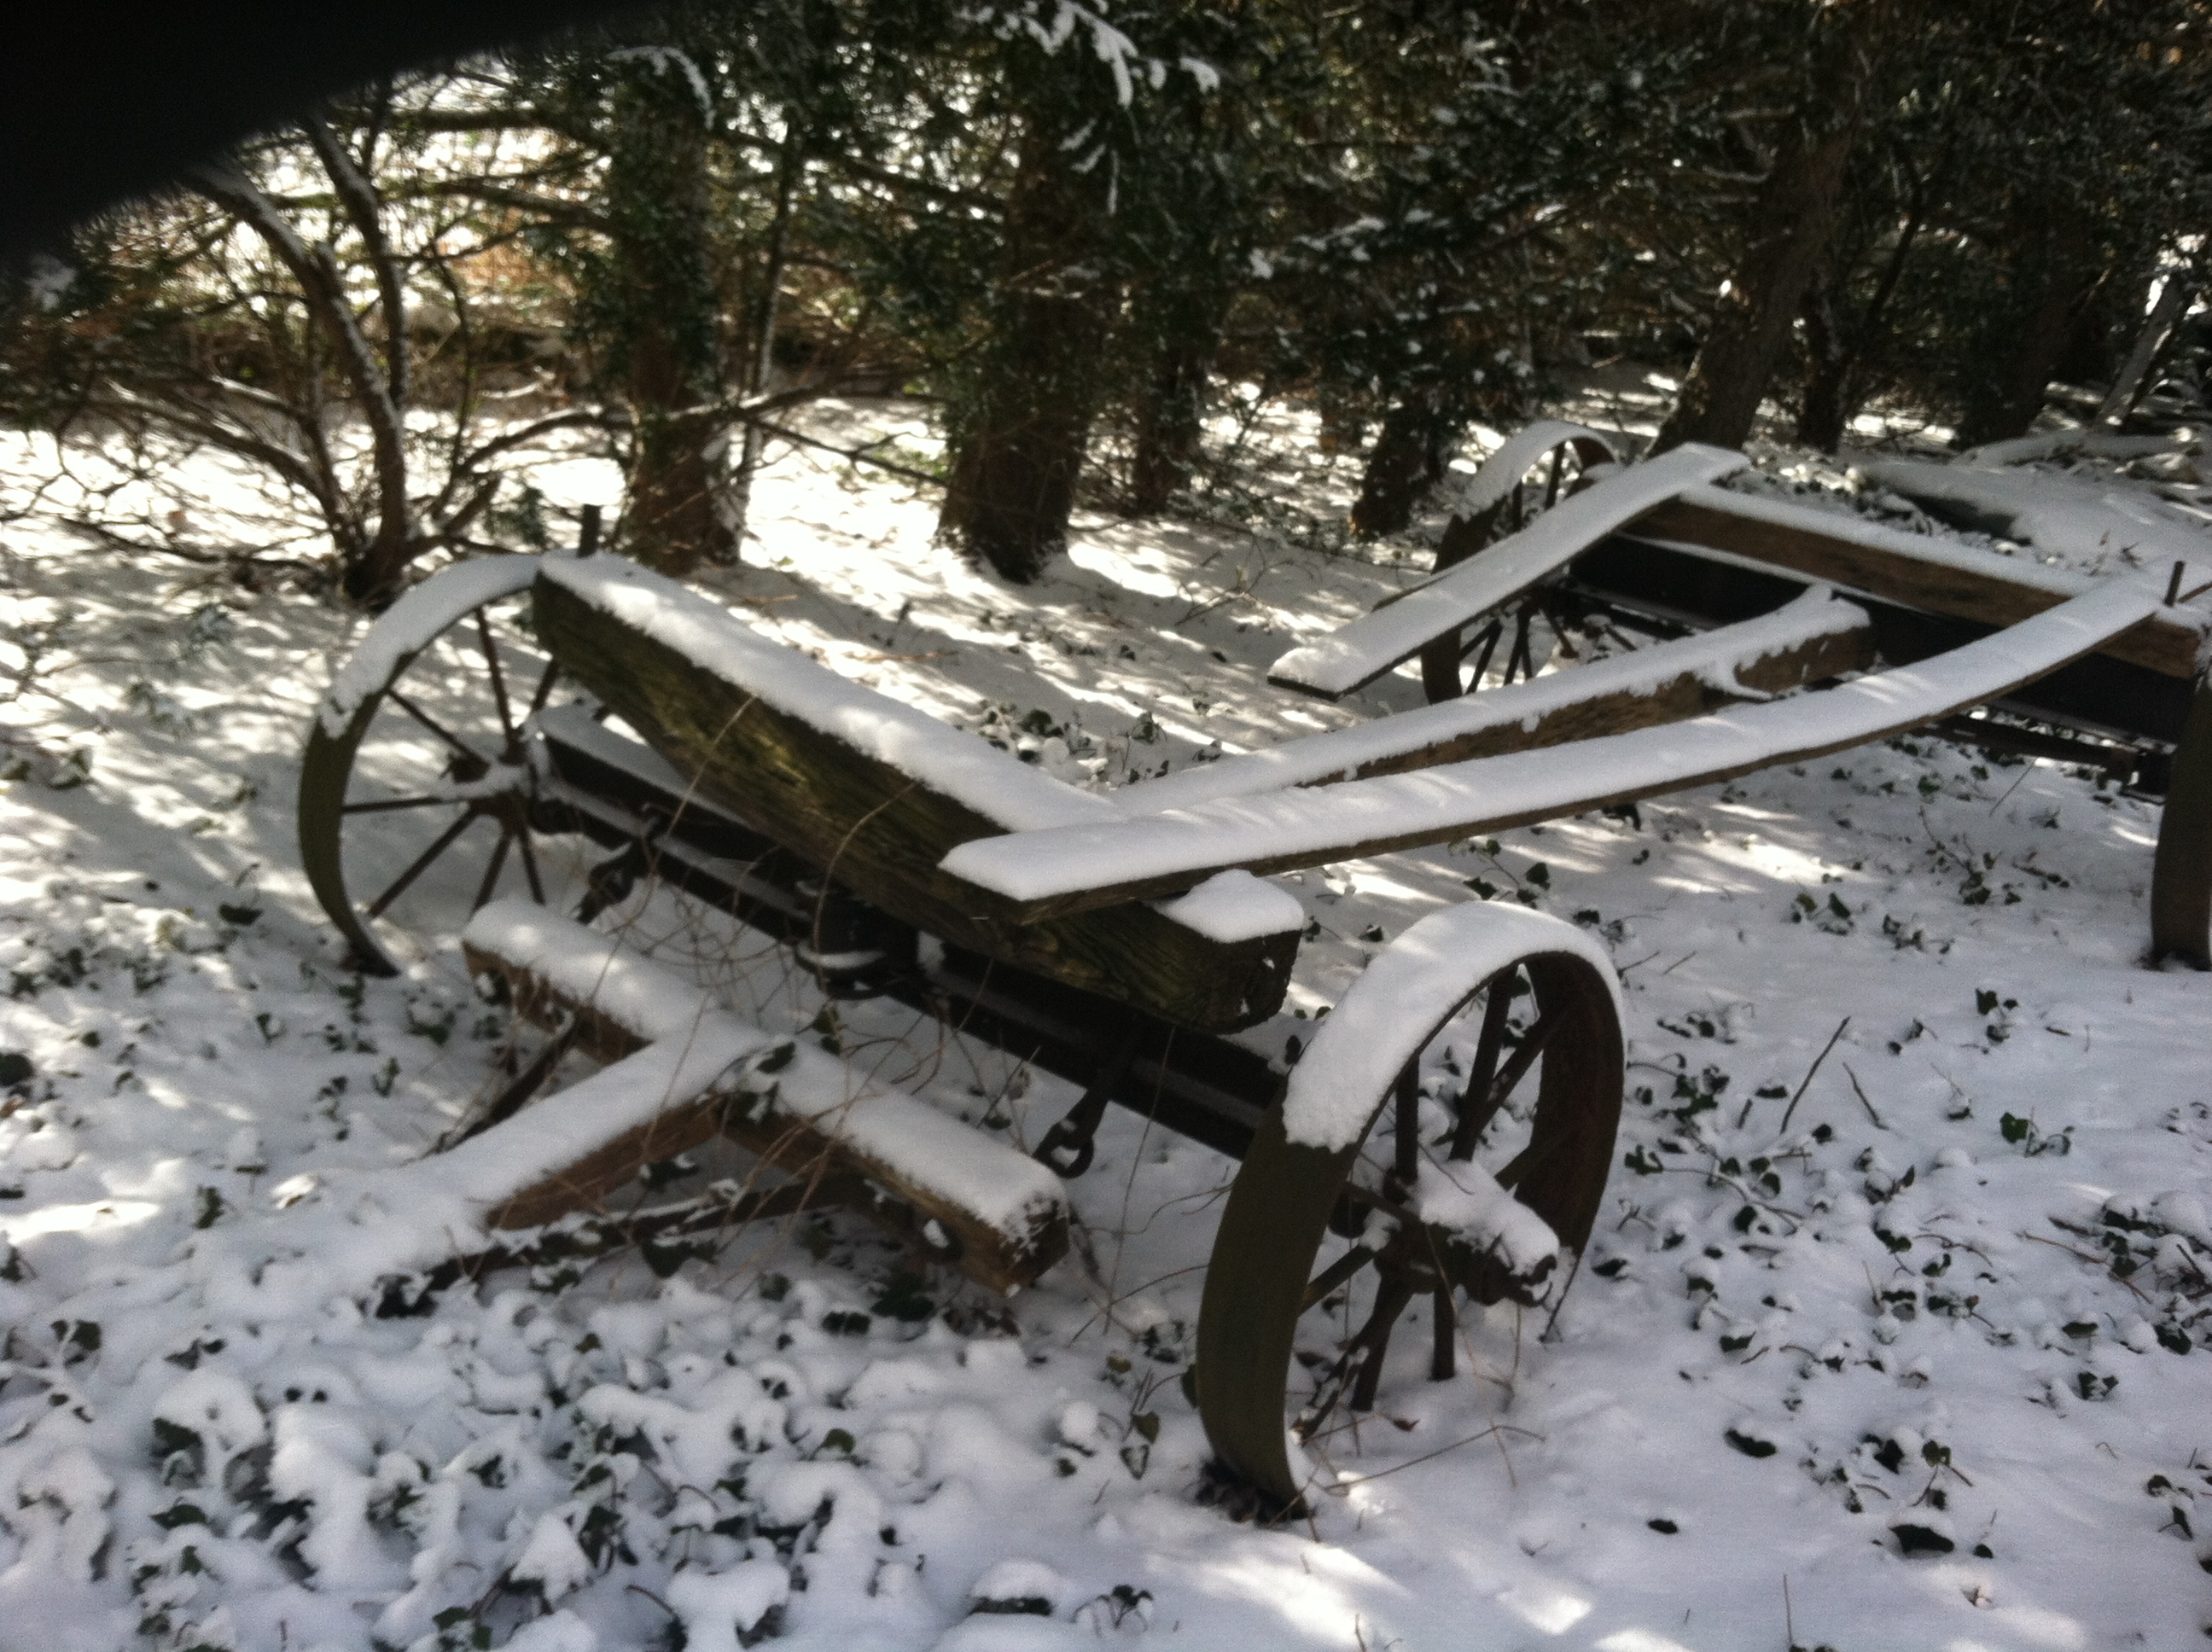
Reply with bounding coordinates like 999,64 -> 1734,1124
299,554 -> 585,976
1418,423 -> 1621,704
1196,905 -> 1622,1509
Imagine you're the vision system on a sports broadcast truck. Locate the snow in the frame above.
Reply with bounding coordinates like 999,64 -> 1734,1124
1149,869 -> 1304,941
1854,456 -> 2212,593
1668,480 -> 2110,603
1267,442 -> 1746,697
1956,429 -> 2190,467
1131,586 -> 1868,811
537,556 -> 1300,947
1282,902 -> 1620,1151
2,393 -> 2210,1650
539,556 -> 1117,835
1439,417 -> 1620,525
941,578 -> 2165,906
665,1561 -> 790,1650
317,554 -> 541,736
461,901 -> 1070,1247
1411,1157 -> 1561,1287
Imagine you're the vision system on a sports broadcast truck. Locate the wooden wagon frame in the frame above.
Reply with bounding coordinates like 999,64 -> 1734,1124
295,427 -> 2212,1508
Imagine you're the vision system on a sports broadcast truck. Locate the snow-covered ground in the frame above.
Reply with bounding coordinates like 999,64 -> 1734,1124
0,393 -> 2208,1652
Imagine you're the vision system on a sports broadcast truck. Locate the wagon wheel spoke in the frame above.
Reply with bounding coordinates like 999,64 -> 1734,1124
515,820 -> 547,905
1300,1242 -> 1379,1312
523,655 -> 562,722
365,806 -> 485,919
1430,1282 -> 1458,1381
1345,1272 -> 1418,1416
1453,1003 -> 1558,1159
1392,1062 -> 1421,1184
386,689 -> 492,777
1466,620 -> 1504,687
1448,975 -> 1516,1159
342,793 -> 463,817
1495,1129 -> 1566,1193
471,824 -> 516,912
475,609 -> 521,758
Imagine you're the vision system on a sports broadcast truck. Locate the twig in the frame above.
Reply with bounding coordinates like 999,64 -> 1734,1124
1988,760 -> 2037,817
1320,1423 -> 1543,1492
1773,1016 -> 1850,1135
1540,1245 -> 1586,1343
1841,1062 -> 1886,1129
754,420 -> 945,488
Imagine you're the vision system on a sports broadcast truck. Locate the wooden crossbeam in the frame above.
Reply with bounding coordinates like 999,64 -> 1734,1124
461,906 -> 1071,1294
1629,487 -> 2208,679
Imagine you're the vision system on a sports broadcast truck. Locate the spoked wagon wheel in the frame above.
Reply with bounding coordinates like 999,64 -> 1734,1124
1419,425 -> 1620,703
300,554 -> 590,976
1196,905 -> 1623,1509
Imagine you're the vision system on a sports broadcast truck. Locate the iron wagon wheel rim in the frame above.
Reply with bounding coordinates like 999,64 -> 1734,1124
299,556 -> 561,976
1194,947 -> 1622,1510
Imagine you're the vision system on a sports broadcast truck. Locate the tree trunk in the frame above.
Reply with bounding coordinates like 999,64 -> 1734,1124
1958,201 -> 2100,448
938,120 -> 1112,585
1654,116 -> 1860,454
1796,265 -> 1852,451
729,117 -> 805,550
1656,2 -> 1890,454
1351,396 -> 1462,538
1796,152 -> 1933,452
1127,335 -> 1210,517
2097,266 -> 2197,427
604,63 -> 733,577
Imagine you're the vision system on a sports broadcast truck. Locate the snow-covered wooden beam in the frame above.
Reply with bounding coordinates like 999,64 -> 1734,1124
1126,588 -> 1870,811
459,901 -> 1071,1294
1266,443 -> 1748,700
531,558 -> 1302,1032
942,579 -> 2167,922
1629,486 -> 2210,680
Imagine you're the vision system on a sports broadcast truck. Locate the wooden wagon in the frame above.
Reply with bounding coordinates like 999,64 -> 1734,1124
295,428 -> 2212,1509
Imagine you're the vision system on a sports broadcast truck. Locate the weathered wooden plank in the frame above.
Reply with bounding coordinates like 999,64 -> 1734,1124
464,933 -> 1068,1294
1351,617 -> 1872,778
533,571 -> 1297,1032
1630,490 -> 2207,679
941,580 -> 2166,922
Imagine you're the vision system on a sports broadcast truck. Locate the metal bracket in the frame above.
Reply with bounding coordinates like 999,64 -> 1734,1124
1032,1018 -> 1143,1178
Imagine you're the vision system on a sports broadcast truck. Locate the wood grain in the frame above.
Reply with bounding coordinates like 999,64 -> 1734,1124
1631,495 -> 2202,678
532,574 -> 1296,1032
466,941 -> 1068,1294
1348,620 -> 1874,782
